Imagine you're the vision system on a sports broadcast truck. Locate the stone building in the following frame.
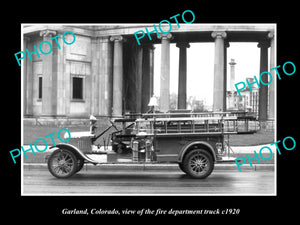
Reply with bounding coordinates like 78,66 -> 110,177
240,79 -> 259,115
22,24 -> 275,124
226,59 -> 259,116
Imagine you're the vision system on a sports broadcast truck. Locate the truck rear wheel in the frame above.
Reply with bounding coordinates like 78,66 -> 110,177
182,149 -> 214,179
48,149 -> 78,178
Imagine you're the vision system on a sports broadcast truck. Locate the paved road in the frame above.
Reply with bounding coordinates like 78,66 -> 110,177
22,169 -> 275,195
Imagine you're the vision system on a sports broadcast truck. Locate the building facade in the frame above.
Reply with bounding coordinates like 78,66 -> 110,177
227,88 -> 259,116
23,25 -> 155,121
226,60 -> 259,117
22,24 -> 275,123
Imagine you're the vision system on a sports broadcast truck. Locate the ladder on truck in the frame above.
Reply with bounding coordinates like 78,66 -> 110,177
140,111 -> 259,135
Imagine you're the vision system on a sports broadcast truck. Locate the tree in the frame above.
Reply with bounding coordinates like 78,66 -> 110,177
187,96 -> 205,112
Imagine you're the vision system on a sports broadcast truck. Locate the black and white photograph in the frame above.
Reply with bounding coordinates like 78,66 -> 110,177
4,4 -> 298,221
20,23 -> 277,196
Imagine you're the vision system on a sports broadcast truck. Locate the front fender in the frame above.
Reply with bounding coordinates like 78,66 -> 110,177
178,141 -> 217,163
50,143 -> 98,165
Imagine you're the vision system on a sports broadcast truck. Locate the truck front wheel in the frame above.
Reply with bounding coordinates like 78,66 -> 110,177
182,149 -> 214,179
47,149 -> 78,178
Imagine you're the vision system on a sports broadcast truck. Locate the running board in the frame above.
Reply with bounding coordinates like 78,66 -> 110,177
216,156 -> 239,163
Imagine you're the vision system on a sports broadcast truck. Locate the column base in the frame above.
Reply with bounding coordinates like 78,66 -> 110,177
111,114 -> 123,119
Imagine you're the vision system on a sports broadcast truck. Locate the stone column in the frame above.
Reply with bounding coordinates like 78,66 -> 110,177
23,36 -> 33,116
158,33 -> 172,112
40,30 -> 57,117
229,59 -> 237,92
135,45 -> 143,114
257,40 -> 270,121
224,41 -> 229,111
141,44 -> 155,113
149,45 -> 155,97
98,36 -> 113,116
23,35 -> 28,116
90,37 -> 99,116
110,35 -> 124,117
176,42 -> 190,109
55,31 -> 66,117
211,31 -> 227,112
268,32 -> 275,120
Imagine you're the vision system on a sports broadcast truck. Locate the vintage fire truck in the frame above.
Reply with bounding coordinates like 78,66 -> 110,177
47,111 -> 258,179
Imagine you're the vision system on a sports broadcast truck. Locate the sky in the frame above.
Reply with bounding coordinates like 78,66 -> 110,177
153,42 -> 261,106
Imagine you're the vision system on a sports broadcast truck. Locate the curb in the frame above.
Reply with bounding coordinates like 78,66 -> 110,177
23,163 -> 274,172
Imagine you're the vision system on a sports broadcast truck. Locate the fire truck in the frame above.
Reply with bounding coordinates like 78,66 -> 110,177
47,111 -> 258,179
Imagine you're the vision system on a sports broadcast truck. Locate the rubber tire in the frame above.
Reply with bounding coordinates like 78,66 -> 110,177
178,163 -> 187,173
182,149 -> 214,179
76,157 -> 85,172
48,149 -> 78,179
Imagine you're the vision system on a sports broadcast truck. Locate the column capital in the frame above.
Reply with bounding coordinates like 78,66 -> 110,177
176,42 -> 190,48
158,33 -> 173,40
110,35 -> 125,42
257,40 -> 270,48
211,31 -> 227,39
40,29 -> 57,38
224,40 -> 230,48
267,31 -> 275,39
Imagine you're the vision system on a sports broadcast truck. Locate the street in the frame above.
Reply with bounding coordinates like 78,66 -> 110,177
22,169 -> 275,195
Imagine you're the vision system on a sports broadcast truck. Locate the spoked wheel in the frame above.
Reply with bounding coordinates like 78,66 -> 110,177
182,149 -> 214,179
47,149 -> 78,178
